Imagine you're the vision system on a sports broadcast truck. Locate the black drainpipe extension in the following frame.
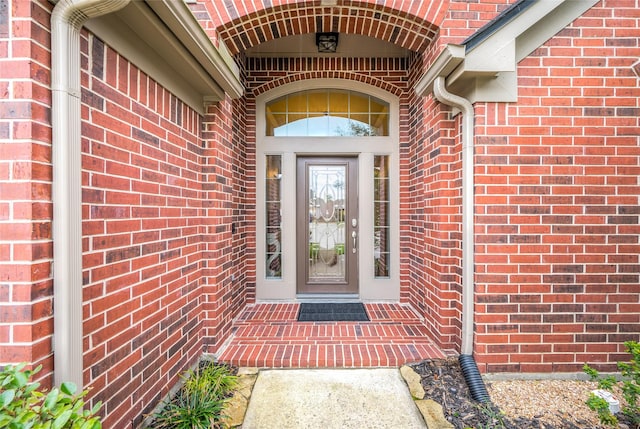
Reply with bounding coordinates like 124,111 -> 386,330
459,354 -> 490,402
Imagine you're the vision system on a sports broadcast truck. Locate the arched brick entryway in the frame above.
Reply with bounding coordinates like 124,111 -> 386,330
191,1 -> 446,54
194,0 -> 457,367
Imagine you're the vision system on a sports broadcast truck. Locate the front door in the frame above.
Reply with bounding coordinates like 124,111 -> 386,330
297,157 -> 358,294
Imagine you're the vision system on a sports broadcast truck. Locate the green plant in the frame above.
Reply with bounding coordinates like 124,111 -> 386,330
152,362 -> 237,429
584,340 -> 640,428
0,363 -> 102,429
474,402 -> 507,429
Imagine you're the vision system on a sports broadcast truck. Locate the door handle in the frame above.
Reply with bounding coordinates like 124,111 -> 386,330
352,231 -> 357,253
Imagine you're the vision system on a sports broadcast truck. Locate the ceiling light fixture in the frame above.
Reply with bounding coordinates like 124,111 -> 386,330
316,32 -> 339,53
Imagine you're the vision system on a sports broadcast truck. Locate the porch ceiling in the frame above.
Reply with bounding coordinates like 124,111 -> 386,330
245,33 -> 410,58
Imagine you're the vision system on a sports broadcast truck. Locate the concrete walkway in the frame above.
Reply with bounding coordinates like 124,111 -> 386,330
241,368 -> 427,429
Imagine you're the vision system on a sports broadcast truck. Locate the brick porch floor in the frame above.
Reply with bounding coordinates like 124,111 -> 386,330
216,303 -> 446,368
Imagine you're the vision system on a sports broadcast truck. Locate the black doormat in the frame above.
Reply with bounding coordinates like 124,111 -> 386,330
297,302 -> 369,322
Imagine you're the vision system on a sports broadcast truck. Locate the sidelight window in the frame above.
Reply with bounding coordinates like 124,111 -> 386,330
374,155 -> 390,278
265,155 -> 282,279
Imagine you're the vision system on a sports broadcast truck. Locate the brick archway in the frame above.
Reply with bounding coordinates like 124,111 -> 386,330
214,0 -> 447,55
252,70 -> 405,98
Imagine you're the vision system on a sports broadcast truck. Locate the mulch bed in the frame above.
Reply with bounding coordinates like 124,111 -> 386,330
410,357 -> 589,429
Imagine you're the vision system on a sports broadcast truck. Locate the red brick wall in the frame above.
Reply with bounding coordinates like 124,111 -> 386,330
0,1 -> 250,425
404,52 -> 463,354
78,28 -> 252,425
1,2 -> 250,424
0,0 -> 54,386
439,0 -> 511,45
80,31 -> 211,426
201,94 -> 251,353
473,1 -> 640,372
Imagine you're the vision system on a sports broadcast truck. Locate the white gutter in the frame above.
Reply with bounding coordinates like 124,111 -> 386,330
432,77 -> 475,356
414,45 -> 465,97
51,0 -> 130,388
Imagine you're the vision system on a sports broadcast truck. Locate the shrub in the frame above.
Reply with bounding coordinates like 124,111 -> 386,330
0,363 -> 102,429
584,340 -> 640,428
152,361 -> 237,429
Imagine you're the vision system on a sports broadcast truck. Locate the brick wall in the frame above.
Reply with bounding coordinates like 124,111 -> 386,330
79,26 -> 253,425
201,95 -> 250,354
1,2 -> 250,425
404,52 -> 463,354
0,0 -> 54,386
439,0 -> 511,45
0,0 -> 250,425
80,31 -> 211,426
473,1 -> 640,372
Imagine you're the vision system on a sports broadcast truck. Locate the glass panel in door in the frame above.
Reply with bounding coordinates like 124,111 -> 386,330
297,157 -> 358,294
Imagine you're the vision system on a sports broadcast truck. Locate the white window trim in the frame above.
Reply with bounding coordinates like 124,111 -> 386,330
256,79 -> 400,301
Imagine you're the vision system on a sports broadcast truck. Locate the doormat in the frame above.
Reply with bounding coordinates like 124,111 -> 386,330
297,302 -> 369,322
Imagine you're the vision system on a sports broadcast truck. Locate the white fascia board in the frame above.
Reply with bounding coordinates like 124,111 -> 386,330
463,0 -> 598,71
146,0 -> 243,99
462,37 -> 516,74
418,0 -> 599,103
414,44 -> 465,96
449,71 -> 519,104
515,0 -> 599,62
462,0 -> 564,73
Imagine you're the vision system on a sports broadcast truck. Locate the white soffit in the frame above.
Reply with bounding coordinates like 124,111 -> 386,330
85,0 -> 243,114
416,0 -> 599,103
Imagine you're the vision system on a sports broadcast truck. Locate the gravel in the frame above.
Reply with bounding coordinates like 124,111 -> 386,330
410,357 -> 610,429
489,378 -> 601,428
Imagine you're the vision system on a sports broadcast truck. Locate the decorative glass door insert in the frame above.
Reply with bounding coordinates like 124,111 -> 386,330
297,157 -> 358,294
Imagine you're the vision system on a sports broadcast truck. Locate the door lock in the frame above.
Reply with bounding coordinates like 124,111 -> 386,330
351,218 -> 357,228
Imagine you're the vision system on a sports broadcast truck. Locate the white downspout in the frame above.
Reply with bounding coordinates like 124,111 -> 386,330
432,76 -> 475,356
51,0 -> 130,388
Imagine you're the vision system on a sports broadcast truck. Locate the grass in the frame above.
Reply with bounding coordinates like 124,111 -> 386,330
151,361 -> 237,429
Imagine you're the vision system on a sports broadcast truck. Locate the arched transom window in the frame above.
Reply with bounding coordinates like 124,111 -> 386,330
265,89 -> 390,137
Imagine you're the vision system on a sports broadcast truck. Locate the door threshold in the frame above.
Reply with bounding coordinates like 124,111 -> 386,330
296,294 -> 360,302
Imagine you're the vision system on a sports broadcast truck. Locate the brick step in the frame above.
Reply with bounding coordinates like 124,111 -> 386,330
217,303 -> 446,368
